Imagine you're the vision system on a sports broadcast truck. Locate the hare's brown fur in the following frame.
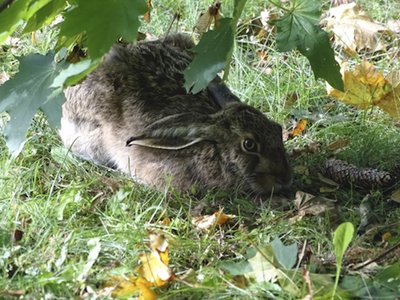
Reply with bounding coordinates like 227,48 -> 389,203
60,34 -> 292,195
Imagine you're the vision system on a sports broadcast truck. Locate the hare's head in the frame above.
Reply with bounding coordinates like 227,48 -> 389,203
126,100 -> 292,195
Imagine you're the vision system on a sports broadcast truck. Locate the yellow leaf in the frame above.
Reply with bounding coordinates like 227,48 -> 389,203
327,61 -> 393,109
214,210 -> 235,225
139,250 -> 173,285
377,72 -> 400,117
107,276 -> 158,300
137,277 -> 158,300
390,188 -> 400,203
291,119 -> 308,137
192,209 -> 236,231
149,231 -> 168,252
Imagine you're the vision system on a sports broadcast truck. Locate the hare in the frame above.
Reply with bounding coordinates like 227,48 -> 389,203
60,34 -> 292,195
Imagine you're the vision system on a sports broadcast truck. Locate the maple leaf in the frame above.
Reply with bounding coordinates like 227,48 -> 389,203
0,52 -> 64,155
0,0 -> 54,44
184,0 -> 247,93
325,3 -> 392,55
184,18 -> 234,94
327,61 -> 400,118
105,231 -> 174,299
22,0 -> 67,33
272,0 -> 343,90
57,0 -> 147,59
220,239 -> 298,291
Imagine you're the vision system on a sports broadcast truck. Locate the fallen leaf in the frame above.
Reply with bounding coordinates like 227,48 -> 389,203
247,250 -> 281,283
381,232 -> 392,243
105,230 -> 174,299
325,3 -> 392,55
149,231 -> 168,252
3,290 -> 26,297
139,250 -> 173,285
327,138 -> 349,151
390,188 -> 400,203
294,191 -> 337,217
291,119 -> 308,136
284,91 -> 300,108
318,173 -> 340,187
109,276 -> 157,299
327,61 -> 400,118
195,1 -> 222,33
192,209 -> 236,231
282,128 -> 290,142
387,19 -> 400,34
292,165 -> 309,175
144,0 -> 152,23
221,241 -> 299,293
292,119 -> 308,136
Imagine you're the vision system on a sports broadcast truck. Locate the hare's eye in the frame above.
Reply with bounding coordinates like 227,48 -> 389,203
242,138 -> 257,153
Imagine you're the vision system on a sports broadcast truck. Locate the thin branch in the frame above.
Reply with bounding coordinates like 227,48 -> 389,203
352,241 -> 400,271
0,0 -> 14,14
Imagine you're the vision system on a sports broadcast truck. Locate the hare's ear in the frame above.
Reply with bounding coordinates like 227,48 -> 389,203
207,76 -> 241,108
126,113 -> 216,150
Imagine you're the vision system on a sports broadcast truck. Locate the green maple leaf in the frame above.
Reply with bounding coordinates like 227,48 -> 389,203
273,0 -> 344,90
184,18 -> 234,94
0,0 -> 53,43
57,0 -> 147,59
0,52 -> 65,155
23,0 -> 67,33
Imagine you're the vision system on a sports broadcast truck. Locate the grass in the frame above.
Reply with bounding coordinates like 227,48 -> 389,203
1,0 -> 400,299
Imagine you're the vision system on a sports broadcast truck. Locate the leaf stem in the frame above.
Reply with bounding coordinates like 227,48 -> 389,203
223,0 -> 248,81
267,0 -> 290,12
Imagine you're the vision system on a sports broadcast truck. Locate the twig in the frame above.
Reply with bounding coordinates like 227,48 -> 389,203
352,241 -> 400,271
0,0 -> 14,13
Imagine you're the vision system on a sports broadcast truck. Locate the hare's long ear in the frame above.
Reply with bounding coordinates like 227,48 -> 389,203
126,113 -> 217,150
207,76 -> 241,108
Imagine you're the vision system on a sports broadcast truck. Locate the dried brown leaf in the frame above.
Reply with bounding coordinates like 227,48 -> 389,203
294,191 -> 337,217
195,1 -> 222,33
325,3 -> 392,54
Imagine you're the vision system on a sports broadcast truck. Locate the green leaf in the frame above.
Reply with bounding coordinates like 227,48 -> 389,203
57,0 -> 147,59
0,0 -> 30,44
0,0 -> 54,44
51,58 -> 100,88
273,0 -> 344,90
76,237 -> 101,282
332,222 -> 354,298
0,52 -> 65,156
375,262 -> 400,283
333,222 -> 354,266
219,260 -> 253,276
184,18 -> 234,94
22,0 -> 67,33
271,238 -> 297,269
